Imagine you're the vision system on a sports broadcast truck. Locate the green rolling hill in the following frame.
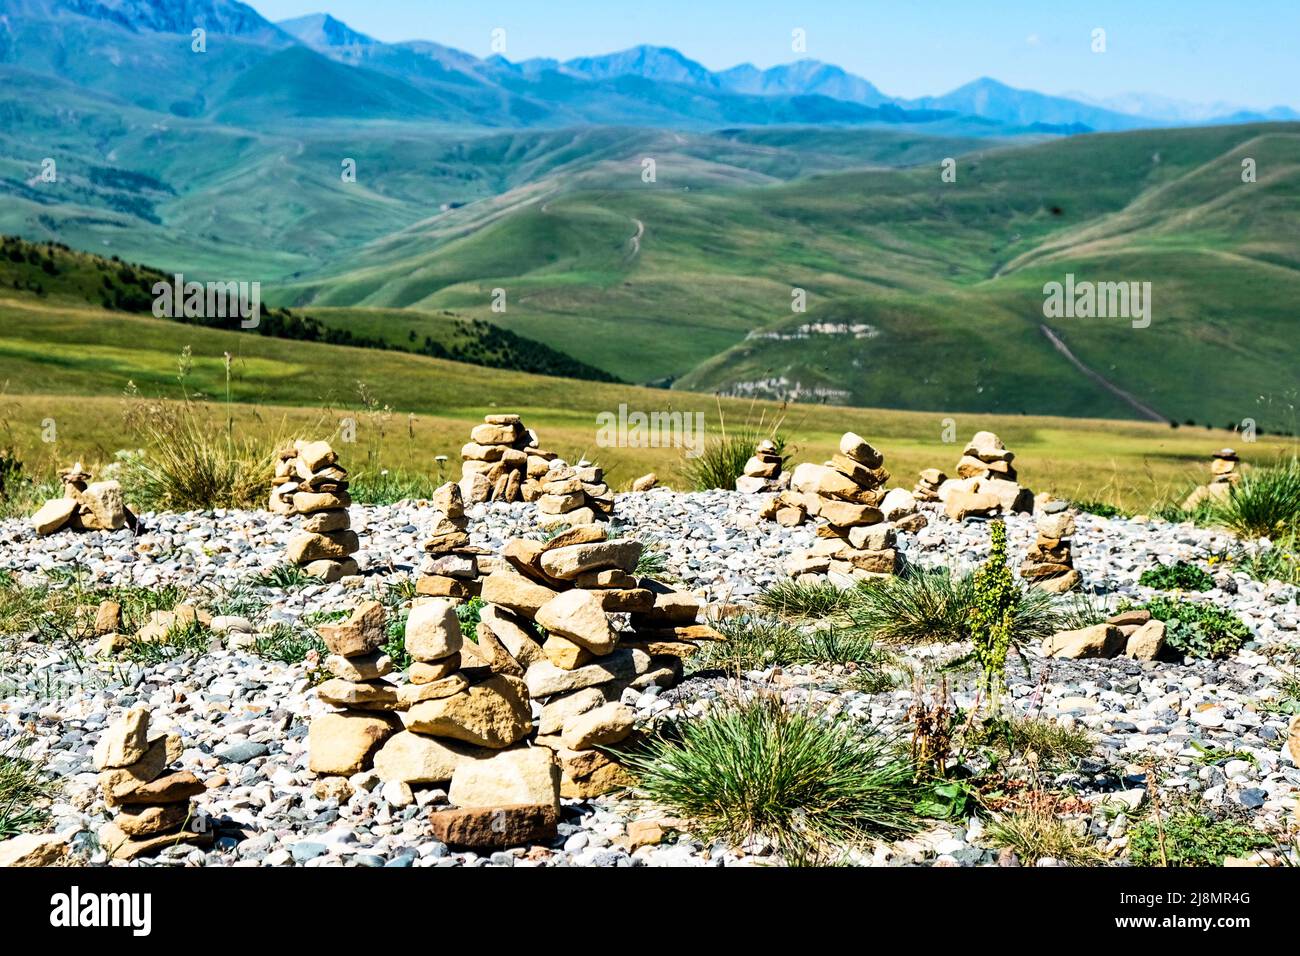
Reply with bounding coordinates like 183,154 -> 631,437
274,123 -> 1300,430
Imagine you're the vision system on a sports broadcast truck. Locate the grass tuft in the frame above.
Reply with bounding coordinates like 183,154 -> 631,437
1207,457 -> 1300,539
0,735 -> 49,838
624,695 -> 917,864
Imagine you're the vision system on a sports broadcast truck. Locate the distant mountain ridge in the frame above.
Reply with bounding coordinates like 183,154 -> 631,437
3,1 -> 1290,132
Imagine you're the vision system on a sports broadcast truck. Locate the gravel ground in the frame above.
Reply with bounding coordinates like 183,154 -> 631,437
1,491 -> 1297,867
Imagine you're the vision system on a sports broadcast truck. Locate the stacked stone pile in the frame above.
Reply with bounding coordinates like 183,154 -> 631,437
96,707 -> 209,860
271,440 -> 358,581
415,482 -> 487,599
913,468 -> 947,502
306,530 -> 720,848
735,439 -> 788,493
784,432 -> 912,583
459,414 -> 556,504
1182,448 -> 1241,510
936,431 -> 1033,520
535,461 -> 614,528
308,601 -> 402,777
1042,609 -> 1166,661
30,462 -> 132,536
1020,497 -> 1081,594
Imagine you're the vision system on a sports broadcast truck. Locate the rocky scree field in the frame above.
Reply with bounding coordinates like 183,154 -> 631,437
0,483 -> 1297,868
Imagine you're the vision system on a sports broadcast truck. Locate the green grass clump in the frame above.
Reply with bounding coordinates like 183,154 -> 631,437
1207,457 -> 1300,539
986,806 -> 1103,866
624,695 -> 917,864
349,469 -> 438,505
254,622 -> 327,665
0,735 -> 49,838
634,542 -> 670,581
698,616 -> 894,681
1131,596 -> 1251,659
757,579 -> 859,618
1138,560 -> 1215,592
117,381 -> 276,511
120,619 -> 215,665
975,714 -> 1096,768
848,563 -> 1061,649
1128,811 -> 1273,866
248,564 -> 312,590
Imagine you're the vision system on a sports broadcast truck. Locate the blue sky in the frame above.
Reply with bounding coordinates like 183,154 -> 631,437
252,0 -> 1299,109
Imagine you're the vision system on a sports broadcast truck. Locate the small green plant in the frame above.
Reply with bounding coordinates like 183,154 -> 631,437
254,622 -> 328,665
0,735 -> 49,838
624,695 -> 917,864
1139,560 -> 1215,592
1130,596 -> 1251,659
248,564 -> 312,590
634,542 -> 671,581
1232,533 -> 1300,587
455,596 -> 485,633
968,521 -> 1020,696
1128,810 -> 1273,866
384,609 -> 413,670
120,619 -> 214,665
1187,740 -> 1258,767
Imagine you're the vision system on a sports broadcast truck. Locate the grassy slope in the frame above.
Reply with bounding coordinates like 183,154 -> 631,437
277,124 -> 1300,429
0,293 -> 1290,504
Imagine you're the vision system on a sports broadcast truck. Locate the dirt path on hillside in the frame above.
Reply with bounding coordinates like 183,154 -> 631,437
1039,323 -> 1165,422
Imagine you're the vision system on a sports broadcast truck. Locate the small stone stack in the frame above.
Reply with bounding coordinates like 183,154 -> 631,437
96,707 -> 209,860
736,439 -> 788,493
938,431 -> 1033,520
785,432 -> 901,582
309,602 -> 401,775
272,440 -> 358,581
535,461 -> 614,527
415,482 -> 485,599
1182,448 -> 1241,510
459,414 -> 556,504
1020,498 -> 1081,593
913,468 -> 947,502
30,462 -> 131,536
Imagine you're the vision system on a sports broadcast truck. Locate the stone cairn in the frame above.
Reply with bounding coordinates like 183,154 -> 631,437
785,432 -> 922,583
415,482 -> 487,599
936,431 -> 1033,520
1182,448 -> 1241,510
536,460 -> 614,528
308,526 -> 721,848
1020,497 -> 1081,594
459,413 -> 555,504
271,440 -> 358,581
913,468 -> 947,502
96,707 -> 209,860
735,439 -> 788,493
30,462 -> 131,536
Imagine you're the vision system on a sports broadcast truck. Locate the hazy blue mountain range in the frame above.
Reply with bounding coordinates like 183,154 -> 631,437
2,0 -> 1293,132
